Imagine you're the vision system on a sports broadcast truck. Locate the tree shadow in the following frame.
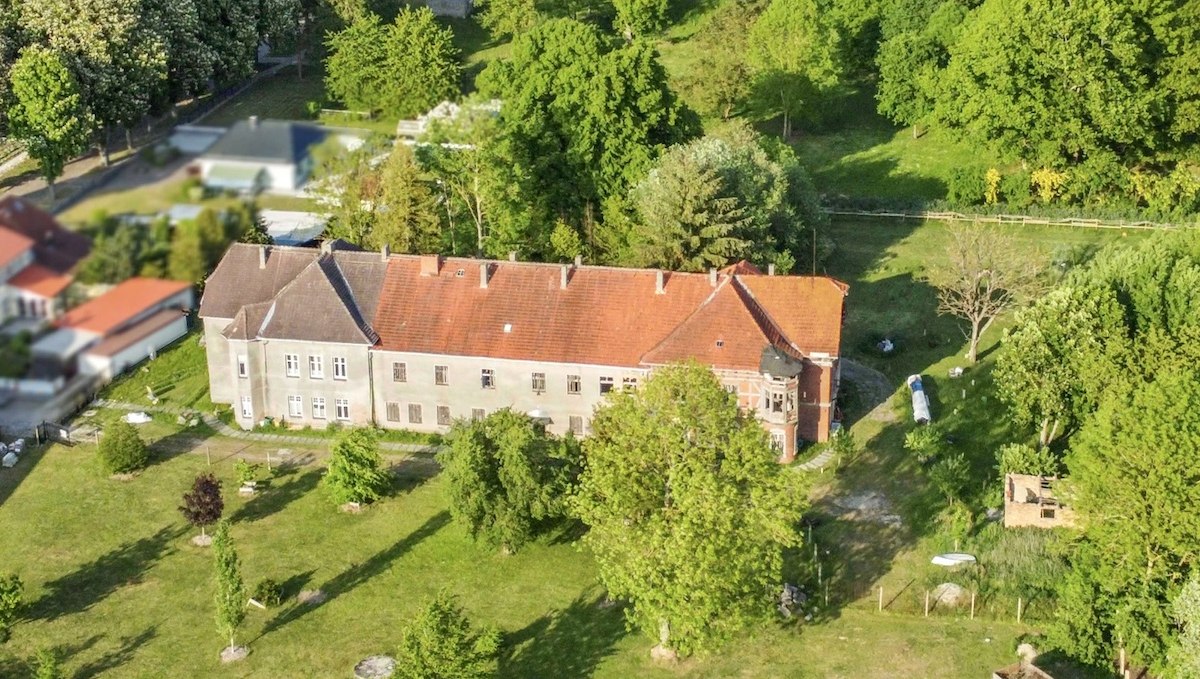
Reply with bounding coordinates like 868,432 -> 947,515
144,426 -> 217,469
498,587 -> 626,679
31,526 -> 182,621
71,626 -> 157,679
388,456 -> 439,496
230,467 -> 322,523
261,511 -> 451,635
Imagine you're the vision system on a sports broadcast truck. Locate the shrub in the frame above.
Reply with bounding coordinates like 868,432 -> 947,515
322,428 -> 390,505
0,574 -> 22,642
904,424 -> 943,464
34,647 -> 62,679
946,167 -> 986,205
234,459 -> 263,486
251,578 -> 283,607
98,420 -> 149,474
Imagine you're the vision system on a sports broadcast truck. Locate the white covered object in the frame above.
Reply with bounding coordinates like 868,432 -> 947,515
931,553 -> 977,567
1,452 -> 16,468
123,412 -> 153,424
907,374 -> 932,424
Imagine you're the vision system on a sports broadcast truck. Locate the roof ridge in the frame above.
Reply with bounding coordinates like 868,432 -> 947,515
318,254 -> 380,345
731,276 -> 805,358
639,276 -> 770,364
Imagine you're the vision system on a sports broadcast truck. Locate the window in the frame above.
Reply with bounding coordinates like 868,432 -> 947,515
287,395 -> 303,418
393,362 -> 407,382
724,384 -> 737,394
567,374 -> 581,395
622,376 -> 638,390
1041,507 -> 1057,520
386,402 -> 401,423
285,353 -> 299,377
237,355 -> 248,378
333,356 -> 347,380
437,405 -> 451,425
240,396 -> 252,419
435,365 -> 449,386
312,397 -> 326,419
408,403 -> 423,424
335,398 -> 350,421
770,391 -> 785,413
599,376 -> 614,393
308,355 -> 323,379
481,369 -> 495,389
568,415 -> 583,435
531,372 -> 546,393
471,408 -> 485,421
770,431 -> 785,451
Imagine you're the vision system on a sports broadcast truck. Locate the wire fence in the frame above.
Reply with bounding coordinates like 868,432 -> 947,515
824,208 -> 1189,231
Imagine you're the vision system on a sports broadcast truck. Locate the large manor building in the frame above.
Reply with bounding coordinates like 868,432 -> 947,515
199,242 -> 849,462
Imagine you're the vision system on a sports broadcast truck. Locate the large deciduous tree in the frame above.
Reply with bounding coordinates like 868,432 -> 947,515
437,409 -> 580,553
195,0 -> 261,84
682,0 -> 758,122
746,0 -> 841,139
926,225 -> 1045,363
612,0 -> 668,39
572,362 -> 804,657
7,45 -> 92,200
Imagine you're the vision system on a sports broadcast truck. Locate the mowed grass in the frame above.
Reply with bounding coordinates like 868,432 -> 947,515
0,434 -> 1033,678
102,331 -> 214,412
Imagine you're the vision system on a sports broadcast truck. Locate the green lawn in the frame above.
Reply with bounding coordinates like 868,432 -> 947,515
101,331 -> 215,413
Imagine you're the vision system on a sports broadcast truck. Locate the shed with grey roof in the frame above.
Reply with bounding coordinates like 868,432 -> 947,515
197,117 -> 332,194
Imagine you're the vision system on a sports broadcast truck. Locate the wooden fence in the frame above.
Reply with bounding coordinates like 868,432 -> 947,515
824,208 -> 1189,231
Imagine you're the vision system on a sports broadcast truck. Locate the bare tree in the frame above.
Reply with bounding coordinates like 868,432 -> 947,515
927,225 -> 1045,363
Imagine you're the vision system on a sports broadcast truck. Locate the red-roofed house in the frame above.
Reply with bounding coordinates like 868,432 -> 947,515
201,244 -> 848,461
0,196 -> 91,327
32,278 -> 194,380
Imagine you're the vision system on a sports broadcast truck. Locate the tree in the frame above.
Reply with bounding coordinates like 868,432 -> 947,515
311,135 -> 387,245
437,409 -> 580,553
394,591 -> 501,679
180,473 -> 224,540
994,285 -> 1130,445
612,0 -> 669,38
196,208 -> 230,267
369,144 -> 443,253
1169,574 -> 1200,678
230,203 -> 272,245
747,0 -> 841,138
1066,370 -> 1200,670
98,420 -> 150,474
168,218 -> 207,284
144,0 -> 215,106
325,8 -> 460,119
925,225 -> 1045,363
874,0 -> 967,136
928,452 -> 968,506
195,0 -> 261,84
477,0 -> 539,39
0,574 -> 22,642
683,0 -> 758,121
322,428 -> 390,506
995,443 -> 1059,478
0,0 -> 28,136
212,520 -> 246,654
77,224 -> 143,284
572,362 -> 803,656
7,46 -> 92,201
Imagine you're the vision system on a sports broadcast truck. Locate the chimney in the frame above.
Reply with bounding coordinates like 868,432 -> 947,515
574,254 -> 582,267
709,268 -> 718,287
560,265 -> 569,290
655,270 -> 664,295
768,263 -> 776,276
381,243 -> 390,261
248,115 -> 259,128
508,251 -> 517,262
420,254 -> 441,277
479,263 -> 489,288
258,245 -> 267,269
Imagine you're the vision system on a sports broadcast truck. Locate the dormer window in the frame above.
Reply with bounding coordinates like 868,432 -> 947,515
716,339 -> 725,348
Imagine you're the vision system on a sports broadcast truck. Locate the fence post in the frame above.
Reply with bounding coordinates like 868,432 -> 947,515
1017,597 -> 1023,624
878,586 -> 883,612
970,591 -> 976,620
924,590 -> 930,617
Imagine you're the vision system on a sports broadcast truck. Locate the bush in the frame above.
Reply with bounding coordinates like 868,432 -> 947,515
34,647 -> 62,679
251,578 -> 283,607
98,420 -> 150,474
234,459 -> 263,486
946,167 -> 986,205
322,428 -> 390,506
0,574 -> 23,642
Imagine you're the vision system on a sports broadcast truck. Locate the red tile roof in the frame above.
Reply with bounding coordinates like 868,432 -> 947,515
372,257 -> 847,371
57,278 -> 191,335
8,263 -> 73,298
0,196 -> 90,273
0,227 -> 34,270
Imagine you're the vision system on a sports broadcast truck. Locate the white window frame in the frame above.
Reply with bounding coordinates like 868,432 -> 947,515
240,396 -> 252,419
599,376 -> 614,393
437,405 -> 451,425
312,396 -> 326,419
567,374 -> 581,395
287,395 -> 303,418
333,356 -> 347,380
237,355 -> 248,378
335,398 -> 350,421
471,408 -> 485,421
309,355 -> 324,379
285,353 -> 299,378
408,403 -> 423,424
481,369 -> 495,389
393,362 -> 407,382
435,365 -> 449,386
568,415 -> 583,435
531,372 -> 546,393
386,401 -> 401,422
